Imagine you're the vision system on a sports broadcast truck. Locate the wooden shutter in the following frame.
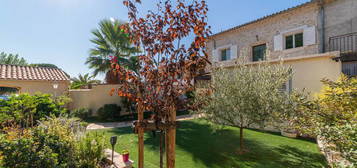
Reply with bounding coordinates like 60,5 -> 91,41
230,45 -> 238,60
274,34 -> 283,51
303,26 -> 316,46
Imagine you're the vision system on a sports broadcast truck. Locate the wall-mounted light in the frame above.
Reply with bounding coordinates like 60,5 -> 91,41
53,83 -> 59,89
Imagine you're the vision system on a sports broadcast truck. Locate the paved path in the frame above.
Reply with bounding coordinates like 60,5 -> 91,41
86,114 -> 201,130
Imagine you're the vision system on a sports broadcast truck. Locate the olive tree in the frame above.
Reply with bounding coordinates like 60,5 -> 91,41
194,63 -> 292,152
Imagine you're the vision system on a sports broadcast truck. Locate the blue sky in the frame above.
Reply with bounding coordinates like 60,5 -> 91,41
0,0 -> 310,79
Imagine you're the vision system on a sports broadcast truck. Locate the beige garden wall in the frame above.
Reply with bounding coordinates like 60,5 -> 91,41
283,52 -> 342,95
0,80 -> 69,96
69,84 -> 125,116
212,51 -> 342,96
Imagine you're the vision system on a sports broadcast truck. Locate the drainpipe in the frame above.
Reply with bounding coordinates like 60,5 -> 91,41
318,0 -> 326,53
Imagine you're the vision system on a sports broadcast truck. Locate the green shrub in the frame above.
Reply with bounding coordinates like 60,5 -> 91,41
97,104 -> 121,121
77,133 -> 105,168
0,93 -> 70,128
288,76 -> 357,165
71,108 -> 92,119
0,117 -> 105,168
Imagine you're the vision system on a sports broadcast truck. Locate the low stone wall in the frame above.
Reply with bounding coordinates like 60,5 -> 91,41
69,84 -> 126,116
317,136 -> 352,167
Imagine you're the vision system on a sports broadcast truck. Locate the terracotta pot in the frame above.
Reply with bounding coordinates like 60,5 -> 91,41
122,153 -> 129,162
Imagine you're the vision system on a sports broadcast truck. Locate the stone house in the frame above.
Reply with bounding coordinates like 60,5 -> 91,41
203,0 -> 357,94
0,64 -> 70,97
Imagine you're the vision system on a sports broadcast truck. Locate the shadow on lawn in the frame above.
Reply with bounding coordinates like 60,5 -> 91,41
144,120 -> 326,168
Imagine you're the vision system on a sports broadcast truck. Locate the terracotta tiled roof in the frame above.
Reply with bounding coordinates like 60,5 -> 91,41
0,64 -> 70,81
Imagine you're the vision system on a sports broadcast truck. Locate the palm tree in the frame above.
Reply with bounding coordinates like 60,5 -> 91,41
70,73 -> 101,89
0,52 -> 28,66
86,19 -> 139,83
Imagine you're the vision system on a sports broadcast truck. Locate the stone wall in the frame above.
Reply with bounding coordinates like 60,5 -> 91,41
324,0 -> 357,50
208,2 -> 320,68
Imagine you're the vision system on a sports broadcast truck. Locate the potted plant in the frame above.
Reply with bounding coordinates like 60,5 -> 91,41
121,149 -> 130,162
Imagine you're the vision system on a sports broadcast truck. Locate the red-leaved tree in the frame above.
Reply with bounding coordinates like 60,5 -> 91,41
111,0 -> 210,167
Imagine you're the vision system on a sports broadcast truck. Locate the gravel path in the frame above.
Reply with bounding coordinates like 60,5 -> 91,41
86,114 -> 201,130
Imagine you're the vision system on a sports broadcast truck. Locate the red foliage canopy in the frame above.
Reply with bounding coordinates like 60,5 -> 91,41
112,0 -> 211,120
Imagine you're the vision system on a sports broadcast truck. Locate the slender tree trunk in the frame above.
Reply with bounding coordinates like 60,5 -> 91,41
160,131 -> 164,168
138,102 -> 144,168
239,126 -> 244,152
166,105 -> 176,168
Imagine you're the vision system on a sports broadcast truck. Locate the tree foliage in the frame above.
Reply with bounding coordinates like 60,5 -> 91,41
30,63 -> 59,69
0,52 -> 28,66
70,73 -> 101,89
86,19 -> 140,83
117,1 -> 210,166
194,63 -> 292,151
286,76 -> 357,165
116,0 -> 210,119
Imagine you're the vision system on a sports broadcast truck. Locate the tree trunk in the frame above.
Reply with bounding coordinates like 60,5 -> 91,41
160,131 -> 164,168
166,105 -> 176,168
138,102 -> 144,168
239,126 -> 244,152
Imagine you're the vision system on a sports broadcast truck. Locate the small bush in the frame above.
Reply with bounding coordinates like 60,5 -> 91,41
97,104 -> 121,121
71,108 -> 92,119
77,133 -> 105,168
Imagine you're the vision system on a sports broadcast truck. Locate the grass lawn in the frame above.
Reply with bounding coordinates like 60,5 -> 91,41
91,119 -> 327,168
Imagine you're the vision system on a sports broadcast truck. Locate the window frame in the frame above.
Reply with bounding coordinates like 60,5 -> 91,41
220,48 -> 231,61
284,32 -> 304,50
252,44 -> 267,62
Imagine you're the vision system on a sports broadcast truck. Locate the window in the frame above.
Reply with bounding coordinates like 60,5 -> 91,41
252,44 -> 266,62
342,61 -> 357,77
285,33 -> 303,49
220,48 -> 231,61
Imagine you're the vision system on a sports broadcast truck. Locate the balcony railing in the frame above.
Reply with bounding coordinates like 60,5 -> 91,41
329,32 -> 357,54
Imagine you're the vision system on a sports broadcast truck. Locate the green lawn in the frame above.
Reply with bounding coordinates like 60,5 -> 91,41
92,119 -> 327,168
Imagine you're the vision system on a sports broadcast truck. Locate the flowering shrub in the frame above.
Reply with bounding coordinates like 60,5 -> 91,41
0,117 -> 105,168
287,76 -> 357,165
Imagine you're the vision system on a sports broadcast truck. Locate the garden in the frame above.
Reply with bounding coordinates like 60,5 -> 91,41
93,119 -> 327,168
0,0 -> 356,167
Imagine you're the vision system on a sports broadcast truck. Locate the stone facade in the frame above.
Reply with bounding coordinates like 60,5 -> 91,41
208,2 -> 320,68
202,0 -> 357,94
324,0 -> 357,50
208,0 -> 357,68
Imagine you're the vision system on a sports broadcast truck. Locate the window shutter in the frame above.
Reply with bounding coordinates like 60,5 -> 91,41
303,26 -> 316,46
230,45 -> 238,60
212,49 -> 219,62
274,34 -> 283,51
